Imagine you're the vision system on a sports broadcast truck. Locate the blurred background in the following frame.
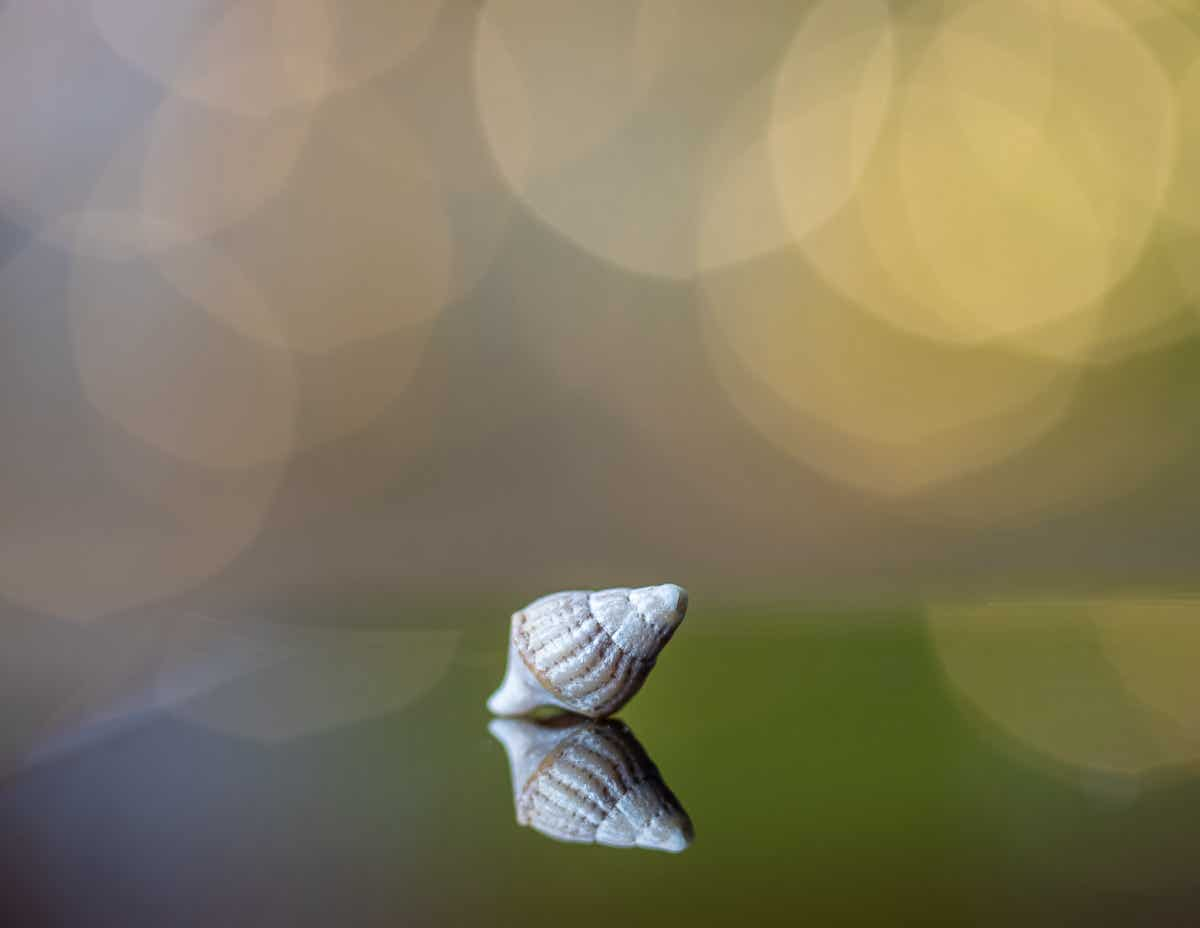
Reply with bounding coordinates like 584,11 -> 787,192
3,0 -> 1200,621
4,1 -> 1200,923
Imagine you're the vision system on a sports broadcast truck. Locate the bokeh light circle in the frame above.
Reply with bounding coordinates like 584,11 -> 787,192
0,241 -> 285,622
64,216 -> 298,471
696,0 -> 895,273
158,625 -> 461,743
768,0 -> 894,245
133,97 -> 313,248
801,0 -> 1176,362
209,88 -> 453,449
219,92 -> 453,356
90,0 -> 444,117
0,1 -> 153,232
699,249 -> 1080,498
475,0 -> 812,279
928,600 -> 1200,779
1165,57 -> 1200,232
474,1 -> 655,190
1162,55 -> 1200,320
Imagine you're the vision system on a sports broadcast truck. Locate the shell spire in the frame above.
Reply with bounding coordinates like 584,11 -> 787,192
487,584 -> 687,718
489,716 -> 694,853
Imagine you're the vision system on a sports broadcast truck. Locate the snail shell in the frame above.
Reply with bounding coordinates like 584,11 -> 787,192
489,716 -> 694,853
486,584 -> 688,718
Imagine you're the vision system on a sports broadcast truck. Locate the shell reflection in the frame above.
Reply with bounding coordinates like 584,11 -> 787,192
490,716 -> 693,853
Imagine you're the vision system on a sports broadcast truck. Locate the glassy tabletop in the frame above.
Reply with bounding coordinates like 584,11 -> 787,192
3,600 -> 1200,926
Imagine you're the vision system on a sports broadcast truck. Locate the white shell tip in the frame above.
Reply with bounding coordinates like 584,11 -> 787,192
639,810 -> 694,853
629,583 -> 688,630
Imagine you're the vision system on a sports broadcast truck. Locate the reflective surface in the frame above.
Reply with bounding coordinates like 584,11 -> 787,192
4,599 -> 1200,925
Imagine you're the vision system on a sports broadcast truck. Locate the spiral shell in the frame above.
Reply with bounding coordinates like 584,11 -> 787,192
489,716 -> 694,853
486,584 -> 688,718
